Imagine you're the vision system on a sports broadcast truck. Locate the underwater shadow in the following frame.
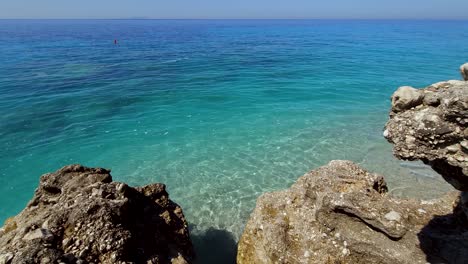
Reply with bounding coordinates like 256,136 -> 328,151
191,227 -> 238,264
417,196 -> 468,263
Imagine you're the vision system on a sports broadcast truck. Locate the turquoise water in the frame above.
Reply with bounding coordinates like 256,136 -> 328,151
0,20 -> 466,241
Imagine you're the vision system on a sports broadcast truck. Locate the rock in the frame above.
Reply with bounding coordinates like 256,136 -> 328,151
22,228 -> 54,242
237,160 -> 466,264
384,211 -> 401,222
461,63 -> 468,81
391,86 -> 424,112
385,79 -> 468,190
422,91 -> 440,106
0,253 -> 14,264
461,140 -> 468,151
0,165 -> 194,264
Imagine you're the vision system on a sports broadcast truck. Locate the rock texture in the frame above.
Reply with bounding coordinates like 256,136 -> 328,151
461,63 -> 468,81
0,165 -> 193,264
384,79 -> 468,190
237,160 -> 466,264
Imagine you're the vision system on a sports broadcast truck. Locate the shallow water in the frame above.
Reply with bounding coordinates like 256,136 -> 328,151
0,20 -> 465,245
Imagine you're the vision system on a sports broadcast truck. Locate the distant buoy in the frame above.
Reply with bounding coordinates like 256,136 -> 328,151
114,39 -> 118,45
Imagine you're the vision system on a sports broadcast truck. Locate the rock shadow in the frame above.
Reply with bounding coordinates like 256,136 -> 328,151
191,227 -> 238,264
418,198 -> 468,263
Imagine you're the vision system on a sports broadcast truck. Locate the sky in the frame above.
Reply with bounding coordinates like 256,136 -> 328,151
1,0 -> 468,19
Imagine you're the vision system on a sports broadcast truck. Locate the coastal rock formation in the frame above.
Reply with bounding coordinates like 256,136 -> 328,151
237,160 -> 466,264
461,63 -> 468,81
0,165 -> 193,264
384,78 -> 468,190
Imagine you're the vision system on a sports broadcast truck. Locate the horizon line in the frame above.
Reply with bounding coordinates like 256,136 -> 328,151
1,18 -> 468,21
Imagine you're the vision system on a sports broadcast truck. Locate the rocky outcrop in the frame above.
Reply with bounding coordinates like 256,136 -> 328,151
461,63 -> 468,81
0,165 -> 193,264
237,160 -> 466,264
384,79 -> 468,190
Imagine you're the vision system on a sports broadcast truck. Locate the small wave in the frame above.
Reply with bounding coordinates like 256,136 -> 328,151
160,57 -> 188,64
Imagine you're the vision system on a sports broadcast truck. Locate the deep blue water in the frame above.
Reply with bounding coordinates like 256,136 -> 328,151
0,20 -> 466,241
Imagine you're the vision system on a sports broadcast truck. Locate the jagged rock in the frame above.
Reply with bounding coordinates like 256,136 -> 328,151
0,165 -> 194,264
384,79 -> 468,190
461,63 -> 468,81
237,160 -> 466,264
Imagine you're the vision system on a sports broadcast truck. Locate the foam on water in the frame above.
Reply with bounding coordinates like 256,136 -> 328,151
0,20 -> 465,244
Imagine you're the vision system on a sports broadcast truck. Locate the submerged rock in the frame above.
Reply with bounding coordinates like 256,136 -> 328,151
237,160 -> 466,264
384,78 -> 468,190
0,165 -> 193,264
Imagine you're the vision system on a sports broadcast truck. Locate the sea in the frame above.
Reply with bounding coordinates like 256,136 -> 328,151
0,19 -> 466,262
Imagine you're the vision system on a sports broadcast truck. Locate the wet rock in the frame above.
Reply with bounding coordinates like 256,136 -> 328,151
237,160 -> 464,264
0,165 -> 194,264
385,78 -> 468,190
461,63 -> 468,81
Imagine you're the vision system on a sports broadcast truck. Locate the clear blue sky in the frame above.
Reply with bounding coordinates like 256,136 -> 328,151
1,0 -> 468,19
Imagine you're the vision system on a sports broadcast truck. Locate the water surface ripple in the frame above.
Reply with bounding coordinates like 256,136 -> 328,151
1,20 -> 466,239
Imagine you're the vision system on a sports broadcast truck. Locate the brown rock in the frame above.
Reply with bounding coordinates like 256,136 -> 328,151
385,79 -> 468,190
237,160 -> 466,264
0,165 -> 194,264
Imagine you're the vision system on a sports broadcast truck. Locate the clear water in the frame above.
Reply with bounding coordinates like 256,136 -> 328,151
0,20 -> 466,246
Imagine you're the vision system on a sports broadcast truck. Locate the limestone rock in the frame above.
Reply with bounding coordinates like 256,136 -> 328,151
237,160 -> 466,264
0,165 -> 194,264
391,86 -> 424,112
461,63 -> 468,81
384,79 -> 468,190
